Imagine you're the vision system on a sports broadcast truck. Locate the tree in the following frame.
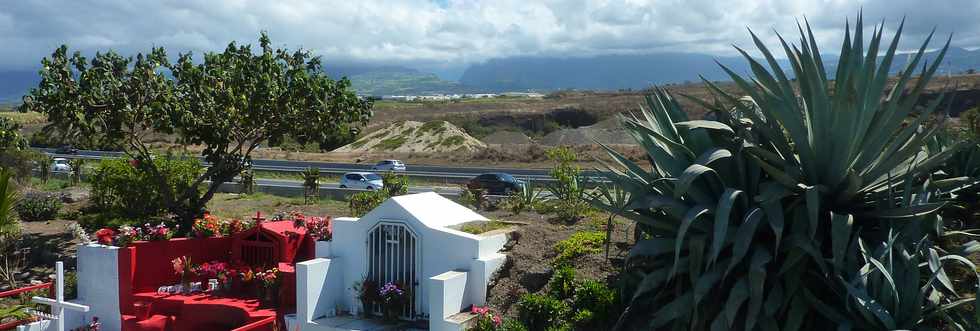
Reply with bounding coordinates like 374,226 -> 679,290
0,117 -> 27,151
21,33 -> 373,231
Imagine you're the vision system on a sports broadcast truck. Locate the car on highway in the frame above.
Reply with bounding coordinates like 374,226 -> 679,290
372,159 -> 406,171
467,173 -> 525,195
51,158 -> 71,172
340,172 -> 385,190
55,145 -> 78,154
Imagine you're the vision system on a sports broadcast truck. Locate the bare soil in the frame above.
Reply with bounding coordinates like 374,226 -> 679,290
480,209 -> 633,318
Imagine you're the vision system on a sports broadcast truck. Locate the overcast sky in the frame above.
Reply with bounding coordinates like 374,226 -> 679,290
2,0 -> 979,79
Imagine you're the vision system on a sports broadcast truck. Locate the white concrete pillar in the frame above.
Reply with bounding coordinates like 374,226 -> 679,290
429,271 -> 468,331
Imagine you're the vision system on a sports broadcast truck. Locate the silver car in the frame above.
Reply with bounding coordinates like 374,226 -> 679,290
372,160 -> 406,171
340,172 -> 384,190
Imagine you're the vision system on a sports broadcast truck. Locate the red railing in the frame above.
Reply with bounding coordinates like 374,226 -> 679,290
231,316 -> 276,331
0,282 -> 53,330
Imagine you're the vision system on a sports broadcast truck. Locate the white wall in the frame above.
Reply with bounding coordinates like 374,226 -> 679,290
69,244 -> 122,331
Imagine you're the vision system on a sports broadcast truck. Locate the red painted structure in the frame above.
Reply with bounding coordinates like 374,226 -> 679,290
117,221 -> 315,331
0,282 -> 53,331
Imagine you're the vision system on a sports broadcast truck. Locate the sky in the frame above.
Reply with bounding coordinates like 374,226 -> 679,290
1,0 -> 979,80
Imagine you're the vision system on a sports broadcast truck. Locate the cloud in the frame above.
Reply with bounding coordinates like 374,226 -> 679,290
0,0 -> 978,76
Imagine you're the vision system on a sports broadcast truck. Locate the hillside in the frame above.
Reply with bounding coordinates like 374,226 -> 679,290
334,120 -> 486,153
459,53 -> 752,91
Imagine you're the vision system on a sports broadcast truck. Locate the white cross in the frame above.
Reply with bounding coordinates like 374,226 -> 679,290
32,262 -> 90,331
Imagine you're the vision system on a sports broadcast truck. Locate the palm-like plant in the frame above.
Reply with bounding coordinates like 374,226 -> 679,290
0,167 -> 18,237
594,16 -> 979,330
507,181 -> 544,215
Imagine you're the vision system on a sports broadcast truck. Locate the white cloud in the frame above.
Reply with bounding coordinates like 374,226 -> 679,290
0,0 -> 977,76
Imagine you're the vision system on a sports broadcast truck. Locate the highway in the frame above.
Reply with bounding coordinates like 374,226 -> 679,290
36,148 -> 603,182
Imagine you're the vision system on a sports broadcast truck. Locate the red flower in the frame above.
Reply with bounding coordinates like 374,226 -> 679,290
95,228 -> 115,245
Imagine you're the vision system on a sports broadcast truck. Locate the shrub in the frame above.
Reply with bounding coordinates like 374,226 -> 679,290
571,280 -> 617,327
349,191 -> 386,217
382,172 -> 408,197
516,293 -> 569,331
458,186 -> 486,211
547,264 -> 575,300
0,149 -> 43,181
553,231 -> 604,263
497,319 -> 528,331
504,182 -> 542,215
89,157 -> 203,220
15,191 -> 62,222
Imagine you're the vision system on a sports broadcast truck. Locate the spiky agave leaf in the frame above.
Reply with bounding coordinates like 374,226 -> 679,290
597,14 -> 978,331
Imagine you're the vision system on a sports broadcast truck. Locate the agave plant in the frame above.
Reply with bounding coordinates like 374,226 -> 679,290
593,16 -> 979,330
506,181 -> 544,215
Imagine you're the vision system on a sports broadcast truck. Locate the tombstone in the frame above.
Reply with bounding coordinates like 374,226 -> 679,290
290,192 -> 508,331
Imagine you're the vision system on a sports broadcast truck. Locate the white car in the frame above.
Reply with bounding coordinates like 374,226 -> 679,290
340,172 -> 384,190
372,160 -> 406,171
51,158 -> 71,173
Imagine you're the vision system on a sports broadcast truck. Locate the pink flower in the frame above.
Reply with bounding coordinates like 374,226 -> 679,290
493,315 -> 502,326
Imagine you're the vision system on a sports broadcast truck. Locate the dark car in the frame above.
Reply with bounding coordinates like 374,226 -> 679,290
55,145 -> 78,154
467,173 -> 525,195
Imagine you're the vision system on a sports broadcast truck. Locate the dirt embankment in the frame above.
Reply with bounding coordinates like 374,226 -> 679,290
334,120 -> 485,154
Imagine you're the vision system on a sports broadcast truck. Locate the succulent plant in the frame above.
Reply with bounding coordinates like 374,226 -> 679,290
591,15 -> 980,330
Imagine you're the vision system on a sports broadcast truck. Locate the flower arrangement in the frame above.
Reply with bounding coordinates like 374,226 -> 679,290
93,222 -> 175,247
192,212 -> 223,238
142,222 -> 174,241
256,268 -> 279,288
192,213 -> 255,238
94,228 -> 115,245
352,279 -> 380,317
294,214 -> 332,241
378,282 -> 409,321
470,305 -> 503,331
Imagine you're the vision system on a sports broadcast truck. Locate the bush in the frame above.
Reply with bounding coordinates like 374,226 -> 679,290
516,293 -> 569,331
349,191 -> 386,217
382,172 -> 408,197
89,157 -> 203,220
15,191 -> 62,222
458,186 -> 486,211
553,231 -> 605,263
0,149 -> 43,181
571,280 -> 618,327
547,264 -> 575,300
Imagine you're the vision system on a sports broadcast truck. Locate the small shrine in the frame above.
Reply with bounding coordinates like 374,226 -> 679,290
288,192 -> 507,331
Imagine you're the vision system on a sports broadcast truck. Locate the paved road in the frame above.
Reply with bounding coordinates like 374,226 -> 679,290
37,148 -> 604,181
254,178 -> 462,195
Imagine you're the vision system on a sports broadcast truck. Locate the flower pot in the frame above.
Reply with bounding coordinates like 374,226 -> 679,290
133,301 -> 152,320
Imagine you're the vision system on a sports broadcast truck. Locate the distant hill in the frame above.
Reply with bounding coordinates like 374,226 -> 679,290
341,67 -> 477,96
459,53 -> 754,91
459,48 -> 980,92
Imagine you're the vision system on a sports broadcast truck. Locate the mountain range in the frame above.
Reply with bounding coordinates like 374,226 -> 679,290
1,47 -> 977,101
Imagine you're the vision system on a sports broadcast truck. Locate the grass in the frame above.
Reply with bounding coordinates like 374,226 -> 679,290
418,121 -> 446,135
206,192 -> 349,219
554,231 -> 606,263
27,177 -> 76,191
440,135 -> 465,147
0,111 -> 46,125
377,136 -> 407,150
458,220 -> 511,234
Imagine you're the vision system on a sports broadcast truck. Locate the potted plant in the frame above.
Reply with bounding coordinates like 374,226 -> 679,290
352,280 -> 379,317
257,267 -> 280,307
171,256 -> 193,293
378,282 -> 408,322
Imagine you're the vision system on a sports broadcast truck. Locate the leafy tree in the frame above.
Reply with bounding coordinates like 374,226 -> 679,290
21,33 -> 373,231
0,117 -> 27,151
